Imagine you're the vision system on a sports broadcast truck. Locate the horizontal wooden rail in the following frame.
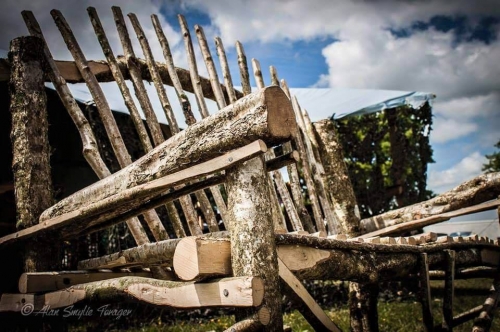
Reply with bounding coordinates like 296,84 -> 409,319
360,199 -> 500,239
0,57 -> 244,103
1,276 -> 263,311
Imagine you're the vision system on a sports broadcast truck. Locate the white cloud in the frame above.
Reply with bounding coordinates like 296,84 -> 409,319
0,0 -> 185,68
431,117 -> 478,144
428,152 -> 486,193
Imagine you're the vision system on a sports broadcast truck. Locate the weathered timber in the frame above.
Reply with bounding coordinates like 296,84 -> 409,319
429,267 -> 498,280
39,86 -> 295,221
215,37 -> 237,104
420,253 -> 434,332
313,119 -> 361,237
151,17 -> 226,231
280,80 -> 316,233
170,236 -> 490,283
128,13 -> 178,133
0,142 -> 265,246
128,12 -> 215,235
22,10 -> 150,245
174,237 -> 232,280
472,277 -> 500,332
178,15 -> 209,118
79,238 -> 182,270
361,172 -> 500,233
195,25 -> 226,109
87,7 -> 152,153
19,270 -> 153,293
52,9 -> 170,241
361,199 -> 500,238
0,56 -> 242,105
236,41 -> 252,96
9,36 -> 60,275
226,156 -> 283,330
0,276 -> 264,311
70,154 -> 297,239
291,96 -> 325,232
442,250 -> 455,331
349,282 -> 379,332
115,8 -> 202,237
88,8 -> 186,238
278,258 -> 341,331
252,62 -> 288,231
78,232 -> 226,271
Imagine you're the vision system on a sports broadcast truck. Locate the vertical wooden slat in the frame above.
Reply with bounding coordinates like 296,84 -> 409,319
250,59 -> 289,231
52,9 -> 170,242
194,25 -> 226,109
214,37 -> 237,104
112,7 -> 201,236
155,15 -> 227,229
442,250 -> 455,331
128,12 -> 218,234
236,41 -> 252,96
9,36 -> 60,273
152,14 -> 228,225
420,253 -> 434,332
87,8 -> 186,239
178,14 -> 210,118
21,10 -> 150,246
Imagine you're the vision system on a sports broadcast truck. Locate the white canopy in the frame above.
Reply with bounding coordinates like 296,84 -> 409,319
50,82 -> 435,125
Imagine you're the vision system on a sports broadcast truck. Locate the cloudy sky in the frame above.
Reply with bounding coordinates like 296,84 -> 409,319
1,0 -> 499,199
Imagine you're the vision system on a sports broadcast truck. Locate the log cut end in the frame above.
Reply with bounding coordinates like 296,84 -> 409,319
263,86 -> 297,140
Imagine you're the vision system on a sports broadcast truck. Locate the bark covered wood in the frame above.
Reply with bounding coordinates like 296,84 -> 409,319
0,276 -> 264,311
226,156 -> 283,331
21,10 -> 150,246
52,9 -> 170,241
313,119 -> 361,237
40,86 -> 295,222
9,36 -> 59,273
361,172 -> 500,233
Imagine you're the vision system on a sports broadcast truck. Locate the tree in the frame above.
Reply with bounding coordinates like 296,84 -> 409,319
334,102 -> 435,218
483,140 -> 500,173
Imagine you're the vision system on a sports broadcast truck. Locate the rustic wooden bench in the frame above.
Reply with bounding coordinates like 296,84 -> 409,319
1,6 -> 500,331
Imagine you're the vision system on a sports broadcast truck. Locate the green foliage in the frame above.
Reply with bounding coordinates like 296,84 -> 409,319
483,140 -> 500,173
334,102 -> 435,218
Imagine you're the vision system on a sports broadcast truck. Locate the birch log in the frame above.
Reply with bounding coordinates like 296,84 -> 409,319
215,37 -> 237,104
313,119 -> 361,237
226,156 -> 283,331
361,172 -> 500,233
236,41 -> 252,96
0,276 -> 264,311
40,86 -> 295,221
9,36 -> 59,272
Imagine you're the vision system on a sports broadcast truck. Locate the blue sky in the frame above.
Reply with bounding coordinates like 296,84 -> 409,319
1,0 -> 499,201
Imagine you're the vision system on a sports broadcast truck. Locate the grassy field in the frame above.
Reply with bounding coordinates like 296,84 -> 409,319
124,279 -> 499,332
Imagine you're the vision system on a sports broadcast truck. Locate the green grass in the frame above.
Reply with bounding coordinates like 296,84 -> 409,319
74,279 -> 499,331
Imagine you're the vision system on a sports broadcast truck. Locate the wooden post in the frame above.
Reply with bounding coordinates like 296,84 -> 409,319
419,253 -> 434,332
9,36 -> 59,272
226,156 -> 283,330
312,119 -> 361,237
442,250 -> 455,331
349,282 -> 379,332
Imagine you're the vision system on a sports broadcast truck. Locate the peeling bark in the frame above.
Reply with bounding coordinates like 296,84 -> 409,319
9,36 -> 59,272
226,156 -> 283,331
313,119 -> 361,237
41,86 -> 295,222
361,172 -> 500,233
